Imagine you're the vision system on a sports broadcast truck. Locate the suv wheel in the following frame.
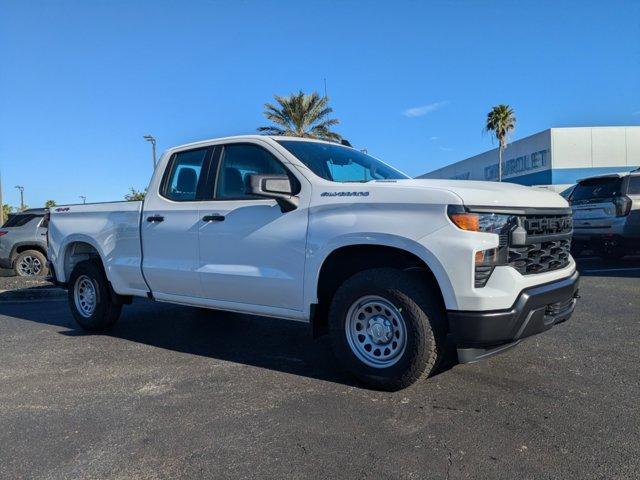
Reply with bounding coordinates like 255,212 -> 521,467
329,268 -> 446,391
14,250 -> 48,277
68,260 -> 122,331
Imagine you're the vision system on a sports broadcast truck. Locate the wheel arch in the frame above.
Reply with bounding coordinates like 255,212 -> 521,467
10,242 -> 48,262
60,237 -> 107,283
308,237 -> 455,337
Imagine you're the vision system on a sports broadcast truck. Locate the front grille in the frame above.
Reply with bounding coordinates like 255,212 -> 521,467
508,214 -> 572,275
509,239 -> 571,274
524,214 -> 573,237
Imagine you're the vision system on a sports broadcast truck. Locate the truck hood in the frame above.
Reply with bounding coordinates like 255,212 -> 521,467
389,179 -> 569,209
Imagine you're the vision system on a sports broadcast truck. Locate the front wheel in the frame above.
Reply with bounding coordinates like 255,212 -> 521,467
68,260 -> 122,331
329,268 -> 447,391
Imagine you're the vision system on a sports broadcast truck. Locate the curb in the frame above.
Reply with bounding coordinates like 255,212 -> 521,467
0,287 -> 67,302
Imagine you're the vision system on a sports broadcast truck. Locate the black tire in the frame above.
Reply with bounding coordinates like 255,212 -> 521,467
329,268 -> 447,391
14,249 -> 48,277
67,260 -> 122,331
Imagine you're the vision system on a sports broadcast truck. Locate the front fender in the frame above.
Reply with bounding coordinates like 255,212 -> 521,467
303,231 -> 456,315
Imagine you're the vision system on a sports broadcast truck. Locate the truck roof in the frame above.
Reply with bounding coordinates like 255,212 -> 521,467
168,135 -> 344,152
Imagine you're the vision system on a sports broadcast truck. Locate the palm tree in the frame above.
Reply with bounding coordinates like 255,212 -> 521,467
124,187 -> 146,201
485,105 -> 516,182
258,91 -> 342,142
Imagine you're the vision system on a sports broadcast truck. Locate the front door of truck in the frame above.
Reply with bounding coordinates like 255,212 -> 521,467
142,146 -> 212,298
197,141 -> 308,312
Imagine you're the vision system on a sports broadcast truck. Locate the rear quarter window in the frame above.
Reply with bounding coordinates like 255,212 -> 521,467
627,176 -> 640,195
2,214 -> 42,228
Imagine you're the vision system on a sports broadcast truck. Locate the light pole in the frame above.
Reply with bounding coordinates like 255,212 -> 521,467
143,135 -> 157,168
79,195 -> 87,204
15,185 -> 24,211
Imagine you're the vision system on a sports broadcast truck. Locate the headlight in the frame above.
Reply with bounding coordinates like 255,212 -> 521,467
447,206 -> 515,288
447,206 -> 514,234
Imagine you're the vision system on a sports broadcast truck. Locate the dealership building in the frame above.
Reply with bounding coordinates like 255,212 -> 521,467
419,126 -> 640,190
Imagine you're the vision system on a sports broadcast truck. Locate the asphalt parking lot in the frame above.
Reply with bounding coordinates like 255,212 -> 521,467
0,258 -> 638,479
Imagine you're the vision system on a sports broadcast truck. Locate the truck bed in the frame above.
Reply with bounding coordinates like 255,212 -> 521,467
48,201 -> 148,296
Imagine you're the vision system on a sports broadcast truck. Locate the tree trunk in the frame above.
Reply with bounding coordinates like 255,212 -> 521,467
498,145 -> 503,182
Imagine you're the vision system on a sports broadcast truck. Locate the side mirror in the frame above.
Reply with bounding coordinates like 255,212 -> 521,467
249,174 -> 299,212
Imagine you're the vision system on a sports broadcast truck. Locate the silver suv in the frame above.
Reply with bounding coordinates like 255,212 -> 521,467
570,171 -> 640,259
0,209 -> 49,276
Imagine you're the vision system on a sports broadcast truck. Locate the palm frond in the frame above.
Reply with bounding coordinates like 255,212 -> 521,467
257,126 -> 287,136
485,104 -> 516,147
258,90 -> 341,140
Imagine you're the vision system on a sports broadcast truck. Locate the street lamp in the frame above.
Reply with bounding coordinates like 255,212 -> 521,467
143,135 -> 157,168
15,185 -> 24,211
79,196 -> 87,204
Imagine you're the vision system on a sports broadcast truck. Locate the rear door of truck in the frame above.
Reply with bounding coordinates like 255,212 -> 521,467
141,146 -> 213,298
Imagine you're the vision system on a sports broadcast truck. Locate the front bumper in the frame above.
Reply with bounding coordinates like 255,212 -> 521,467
448,270 -> 580,363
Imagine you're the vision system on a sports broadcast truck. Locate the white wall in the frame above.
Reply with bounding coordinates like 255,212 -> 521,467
552,126 -> 640,168
420,126 -> 640,184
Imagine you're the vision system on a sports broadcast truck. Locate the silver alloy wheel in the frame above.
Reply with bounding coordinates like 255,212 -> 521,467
74,275 -> 98,318
17,255 -> 42,276
345,295 -> 407,368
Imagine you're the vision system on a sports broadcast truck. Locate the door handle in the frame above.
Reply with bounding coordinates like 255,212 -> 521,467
146,215 -> 165,223
202,214 -> 225,222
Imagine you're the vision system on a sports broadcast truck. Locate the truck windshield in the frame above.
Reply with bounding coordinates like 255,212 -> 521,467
277,140 -> 409,182
571,177 -> 623,204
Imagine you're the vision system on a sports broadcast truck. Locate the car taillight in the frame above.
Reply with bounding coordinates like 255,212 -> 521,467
614,195 -> 632,217
0,231 -> 7,237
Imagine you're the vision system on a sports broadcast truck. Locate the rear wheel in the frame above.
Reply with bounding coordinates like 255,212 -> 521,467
68,260 -> 121,331
14,250 -> 48,277
329,268 -> 446,391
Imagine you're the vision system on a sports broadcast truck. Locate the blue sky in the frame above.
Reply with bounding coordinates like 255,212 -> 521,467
1,0 -> 639,208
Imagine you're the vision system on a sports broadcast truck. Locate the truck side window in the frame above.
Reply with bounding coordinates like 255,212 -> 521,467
628,176 -> 640,195
216,144 -> 294,200
162,148 -> 208,201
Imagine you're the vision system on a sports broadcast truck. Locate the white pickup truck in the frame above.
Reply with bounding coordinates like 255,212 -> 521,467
48,135 -> 579,390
